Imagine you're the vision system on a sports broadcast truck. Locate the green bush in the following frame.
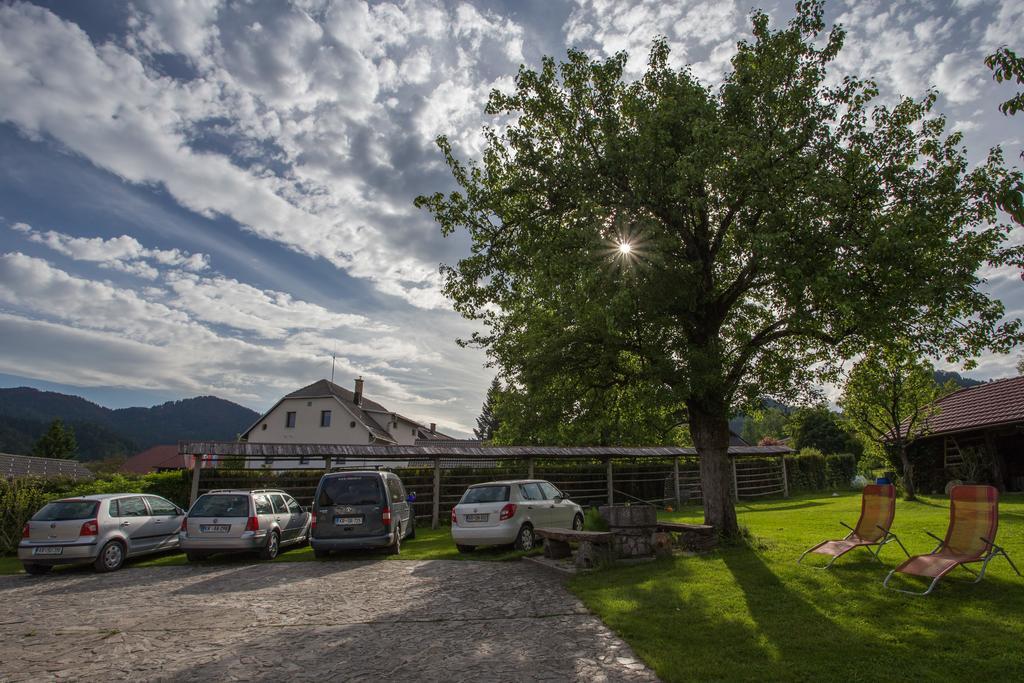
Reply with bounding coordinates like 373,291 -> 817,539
0,478 -> 50,555
785,450 -> 857,492
584,507 -> 608,531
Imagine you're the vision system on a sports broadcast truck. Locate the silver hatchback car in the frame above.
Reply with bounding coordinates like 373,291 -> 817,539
19,494 -> 185,574
180,489 -> 311,561
451,480 -> 584,553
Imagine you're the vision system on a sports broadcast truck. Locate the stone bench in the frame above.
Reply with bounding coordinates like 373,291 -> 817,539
655,522 -> 718,553
536,528 -> 614,569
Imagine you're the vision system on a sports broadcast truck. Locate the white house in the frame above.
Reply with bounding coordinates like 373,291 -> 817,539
240,378 -> 452,468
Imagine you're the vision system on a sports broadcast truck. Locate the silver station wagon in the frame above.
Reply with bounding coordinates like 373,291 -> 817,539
19,494 -> 185,574
180,489 -> 311,561
451,480 -> 584,553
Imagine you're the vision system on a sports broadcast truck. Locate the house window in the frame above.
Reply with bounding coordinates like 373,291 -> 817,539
286,411 -> 296,428
321,410 -> 332,427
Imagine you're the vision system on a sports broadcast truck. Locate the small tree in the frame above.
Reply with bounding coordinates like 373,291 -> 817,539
840,346 -> 948,500
31,419 -> 77,460
474,377 -> 502,441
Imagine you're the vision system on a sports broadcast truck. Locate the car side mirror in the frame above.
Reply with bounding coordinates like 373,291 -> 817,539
554,495 -> 564,503
407,492 -> 417,503
176,507 -> 185,516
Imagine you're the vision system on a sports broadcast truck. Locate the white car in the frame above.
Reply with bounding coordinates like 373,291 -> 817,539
451,479 -> 584,552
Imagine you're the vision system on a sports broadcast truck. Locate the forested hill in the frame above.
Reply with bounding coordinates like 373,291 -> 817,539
0,388 -> 259,460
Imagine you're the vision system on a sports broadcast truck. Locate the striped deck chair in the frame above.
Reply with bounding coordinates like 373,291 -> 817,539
884,484 -> 1021,596
799,484 -> 908,569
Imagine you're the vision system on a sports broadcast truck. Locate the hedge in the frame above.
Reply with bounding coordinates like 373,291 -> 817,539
784,450 -> 856,492
0,470 -> 192,555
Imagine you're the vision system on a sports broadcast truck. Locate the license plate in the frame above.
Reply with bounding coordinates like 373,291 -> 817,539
334,516 -> 362,525
465,513 -> 488,522
32,546 -> 63,556
200,524 -> 231,533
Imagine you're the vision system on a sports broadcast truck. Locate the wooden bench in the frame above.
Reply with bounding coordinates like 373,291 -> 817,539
536,528 -> 614,568
655,522 -> 718,552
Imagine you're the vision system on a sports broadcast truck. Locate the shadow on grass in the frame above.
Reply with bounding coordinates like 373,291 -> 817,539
736,501 -> 829,514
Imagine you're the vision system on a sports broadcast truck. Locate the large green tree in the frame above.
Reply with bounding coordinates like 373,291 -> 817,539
840,346 -> 951,500
31,419 -> 77,460
417,2 -> 1024,534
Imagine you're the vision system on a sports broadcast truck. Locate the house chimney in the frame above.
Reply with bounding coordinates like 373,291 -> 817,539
429,422 -> 436,434
354,376 -> 363,405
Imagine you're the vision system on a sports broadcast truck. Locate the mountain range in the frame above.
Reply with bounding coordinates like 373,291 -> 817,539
0,387 -> 260,461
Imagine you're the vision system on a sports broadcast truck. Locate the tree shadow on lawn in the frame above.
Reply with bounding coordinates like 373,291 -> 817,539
722,548 -> 1024,680
571,543 -> 1024,681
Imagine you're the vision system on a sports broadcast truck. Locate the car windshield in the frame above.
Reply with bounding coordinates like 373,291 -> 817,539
319,477 -> 382,506
460,486 -> 510,504
190,494 -> 250,517
32,500 -> 99,521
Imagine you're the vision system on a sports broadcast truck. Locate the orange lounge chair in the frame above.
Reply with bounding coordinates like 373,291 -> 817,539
884,484 -> 1020,596
799,483 -> 908,569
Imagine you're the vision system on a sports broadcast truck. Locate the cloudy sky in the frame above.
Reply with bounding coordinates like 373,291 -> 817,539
0,0 -> 1022,434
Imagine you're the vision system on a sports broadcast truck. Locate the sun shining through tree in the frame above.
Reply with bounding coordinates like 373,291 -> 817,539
417,2 -> 1024,536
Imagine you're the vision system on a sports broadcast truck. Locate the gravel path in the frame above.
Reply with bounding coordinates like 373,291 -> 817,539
0,559 -> 657,682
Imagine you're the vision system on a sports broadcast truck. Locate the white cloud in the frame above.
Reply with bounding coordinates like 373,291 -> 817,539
0,2 -> 527,311
11,222 -> 209,279
932,51 -> 982,104
163,271 -> 388,339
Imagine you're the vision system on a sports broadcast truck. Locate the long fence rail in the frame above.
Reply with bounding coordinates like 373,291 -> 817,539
182,445 -> 790,528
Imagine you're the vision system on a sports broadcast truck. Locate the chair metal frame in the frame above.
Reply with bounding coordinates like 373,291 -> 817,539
799,521 -> 910,569
883,531 -> 1021,596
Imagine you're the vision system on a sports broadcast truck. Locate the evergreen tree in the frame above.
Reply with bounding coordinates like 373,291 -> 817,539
474,377 -> 502,441
31,419 -> 77,460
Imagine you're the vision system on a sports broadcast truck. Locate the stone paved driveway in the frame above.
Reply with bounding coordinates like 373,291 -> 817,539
0,560 -> 657,682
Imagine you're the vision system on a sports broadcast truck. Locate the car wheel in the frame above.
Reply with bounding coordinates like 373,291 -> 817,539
186,552 -> 208,562
313,547 -> 330,559
260,531 -> 280,560
456,544 -> 475,553
94,540 -> 126,572
23,563 -> 52,575
387,524 -> 402,555
514,524 -> 535,552
572,514 -> 585,531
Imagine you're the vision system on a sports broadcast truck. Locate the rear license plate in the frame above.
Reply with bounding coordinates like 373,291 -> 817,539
200,524 -> 231,533
334,516 -> 362,525
32,546 -> 63,556
465,513 -> 488,522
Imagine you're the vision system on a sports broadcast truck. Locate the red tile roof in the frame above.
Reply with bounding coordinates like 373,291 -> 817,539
916,376 -> 1024,438
123,445 -> 191,474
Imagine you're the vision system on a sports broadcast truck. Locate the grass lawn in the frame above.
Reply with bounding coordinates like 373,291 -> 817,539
568,491 -> 1024,682
0,525 -> 537,575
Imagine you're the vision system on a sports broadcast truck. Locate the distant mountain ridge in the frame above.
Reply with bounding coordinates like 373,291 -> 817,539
0,387 -> 260,460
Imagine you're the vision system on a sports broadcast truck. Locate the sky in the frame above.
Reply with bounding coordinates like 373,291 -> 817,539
0,0 -> 1022,435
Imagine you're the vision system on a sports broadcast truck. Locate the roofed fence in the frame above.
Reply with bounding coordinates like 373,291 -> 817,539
179,442 -> 792,528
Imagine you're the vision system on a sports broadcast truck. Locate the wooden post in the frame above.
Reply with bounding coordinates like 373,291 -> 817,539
189,453 -> 202,505
780,455 -> 789,498
731,457 -> 739,501
527,457 -> 535,479
606,458 -> 614,505
673,457 -> 681,506
431,458 -> 441,530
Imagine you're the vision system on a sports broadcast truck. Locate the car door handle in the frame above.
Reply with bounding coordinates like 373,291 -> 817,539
120,522 -> 131,527
153,520 -> 164,524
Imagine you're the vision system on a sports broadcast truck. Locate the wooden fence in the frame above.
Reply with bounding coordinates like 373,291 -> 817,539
181,443 -> 790,529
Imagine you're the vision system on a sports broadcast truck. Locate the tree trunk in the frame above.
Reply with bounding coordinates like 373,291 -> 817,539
898,442 -> 916,501
690,406 -> 740,537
